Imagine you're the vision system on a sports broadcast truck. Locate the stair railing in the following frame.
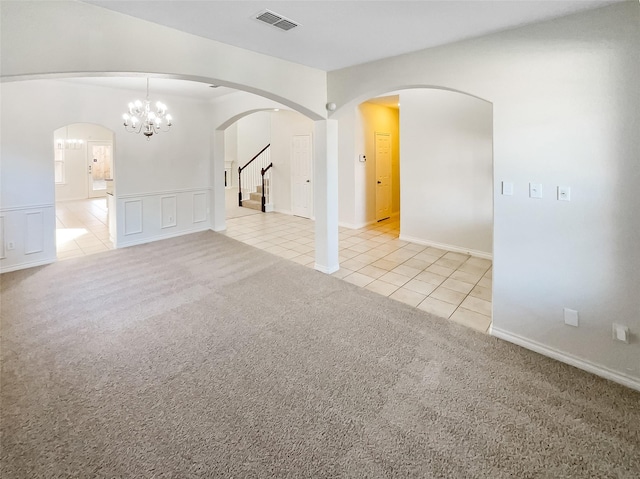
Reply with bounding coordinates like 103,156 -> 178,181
238,144 -> 271,207
260,163 -> 273,212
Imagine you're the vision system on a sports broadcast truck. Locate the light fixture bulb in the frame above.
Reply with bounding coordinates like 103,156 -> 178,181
122,80 -> 172,139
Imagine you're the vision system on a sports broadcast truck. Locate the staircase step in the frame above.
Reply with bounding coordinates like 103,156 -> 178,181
256,180 -> 270,194
241,199 -> 262,211
249,192 -> 263,202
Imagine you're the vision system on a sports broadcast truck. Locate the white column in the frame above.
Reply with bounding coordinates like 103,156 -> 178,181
210,129 -> 226,232
313,119 -> 340,274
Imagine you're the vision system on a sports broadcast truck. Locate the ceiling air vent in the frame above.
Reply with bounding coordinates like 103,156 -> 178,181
254,9 -> 299,32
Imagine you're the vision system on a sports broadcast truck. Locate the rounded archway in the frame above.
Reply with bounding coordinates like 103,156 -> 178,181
53,122 -> 116,261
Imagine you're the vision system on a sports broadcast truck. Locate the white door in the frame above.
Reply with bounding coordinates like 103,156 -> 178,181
375,132 -> 392,221
291,135 -> 313,218
87,141 -> 113,198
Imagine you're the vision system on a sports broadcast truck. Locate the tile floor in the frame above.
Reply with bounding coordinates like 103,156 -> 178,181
55,198 -> 114,260
222,212 -> 493,333
54,200 -> 492,332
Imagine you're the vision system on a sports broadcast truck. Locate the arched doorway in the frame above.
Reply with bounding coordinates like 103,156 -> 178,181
54,123 -> 116,260
336,87 -> 494,333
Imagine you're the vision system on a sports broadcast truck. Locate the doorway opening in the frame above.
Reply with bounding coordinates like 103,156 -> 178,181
221,109 -> 315,220
53,123 -> 116,260
354,88 -> 493,333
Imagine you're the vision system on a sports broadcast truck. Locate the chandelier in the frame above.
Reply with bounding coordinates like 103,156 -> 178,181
122,78 -> 173,140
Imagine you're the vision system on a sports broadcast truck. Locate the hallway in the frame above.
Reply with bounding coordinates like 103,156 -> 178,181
55,198 -> 114,260
222,212 -> 493,332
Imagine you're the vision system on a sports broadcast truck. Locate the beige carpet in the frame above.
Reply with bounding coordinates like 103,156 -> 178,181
1,231 -> 638,478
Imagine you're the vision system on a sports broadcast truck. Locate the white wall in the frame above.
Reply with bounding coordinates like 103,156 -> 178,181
236,112 -> 271,171
399,89 -> 492,256
55,123 -> 114,201
0,80 -> 212,271
329,2 -> 640,388
271,111 -> 315,215
224,123 -> 238,187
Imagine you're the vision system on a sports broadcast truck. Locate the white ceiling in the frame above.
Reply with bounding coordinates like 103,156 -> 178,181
83,0 -> 620,71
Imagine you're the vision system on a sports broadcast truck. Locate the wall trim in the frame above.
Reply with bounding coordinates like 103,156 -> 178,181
0,257 -> 56,274
117,225 -> 212,249
274,208 -> 293,216
314,263 -> 339,274
491,327 -> 640,393
339,219 -> 376,230
399,234 -> 492,260
0,204 -> 54,213
119,187 -> 211,199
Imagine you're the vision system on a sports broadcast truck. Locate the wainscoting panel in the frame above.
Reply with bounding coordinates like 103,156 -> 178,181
25,211 -> 44,254
124,200 -> 143,236
161,196 -> 177,229
0,205 -> 56,273
193,193 -> 207,223
0,216 -> 5,259
116,189 -> 211,248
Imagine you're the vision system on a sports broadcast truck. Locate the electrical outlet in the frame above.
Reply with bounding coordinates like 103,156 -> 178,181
7,241 -> 15,251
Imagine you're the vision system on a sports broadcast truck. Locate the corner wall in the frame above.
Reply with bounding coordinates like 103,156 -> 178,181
329,2 -> 640,388
399,89 -> 492,257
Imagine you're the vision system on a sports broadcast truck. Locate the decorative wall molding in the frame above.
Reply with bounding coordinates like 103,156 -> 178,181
161,196 -> 177,229
124,200 -> 143,235
491,327 -> 640,392
0,204 -> 54,213
24,211 -> 44,254
0,216 -> 5,259
193,193 -> 208,223
117,225 -> 211,249
0,258 -> 56,274
399,234 -> 493,260
119,187 -> 211,200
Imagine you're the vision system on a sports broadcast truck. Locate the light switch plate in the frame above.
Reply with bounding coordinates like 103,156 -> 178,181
529,183 -> 542,199
502,181 -> 513,196
558,186 -> 571,201
564,308 -> 579,327
612,323 -> 630,343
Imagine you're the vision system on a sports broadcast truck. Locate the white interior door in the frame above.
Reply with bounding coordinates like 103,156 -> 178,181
87,141 -> 113,198
375,132 -> 392,221
291,135 -> 313,218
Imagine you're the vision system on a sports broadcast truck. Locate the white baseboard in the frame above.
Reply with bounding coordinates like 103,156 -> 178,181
314,263 -> 339,274
399,234 -> 492,260
491,327 -> 640,392
339,219 -> 376,230
1,257 -> 56,274
117,226 -> 211,249
274,208 -> 293,216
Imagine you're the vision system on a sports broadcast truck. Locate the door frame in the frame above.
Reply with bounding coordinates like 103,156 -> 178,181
291,134 -> 313,219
